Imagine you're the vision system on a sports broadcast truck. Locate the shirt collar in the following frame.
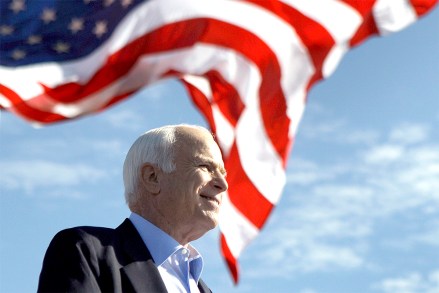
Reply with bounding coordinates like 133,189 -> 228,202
129,213 -> 204,281
186,246 -> 203,282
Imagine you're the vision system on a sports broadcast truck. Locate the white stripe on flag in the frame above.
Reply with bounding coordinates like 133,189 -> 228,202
219,193 -> 259,258
373,0 -> 418,35
283,0 -> 362,43
236,106 -> 286,204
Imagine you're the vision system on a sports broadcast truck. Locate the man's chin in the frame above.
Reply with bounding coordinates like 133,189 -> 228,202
201,212 -> 219,230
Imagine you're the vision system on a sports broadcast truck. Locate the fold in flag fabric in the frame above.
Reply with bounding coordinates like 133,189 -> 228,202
1,0 -> 437,283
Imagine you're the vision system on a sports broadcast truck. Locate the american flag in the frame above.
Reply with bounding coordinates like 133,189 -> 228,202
1,0 -> 437,283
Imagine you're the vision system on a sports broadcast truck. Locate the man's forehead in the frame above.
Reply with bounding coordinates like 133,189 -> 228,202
177,127 -> 219,149
194,153 -> 223,163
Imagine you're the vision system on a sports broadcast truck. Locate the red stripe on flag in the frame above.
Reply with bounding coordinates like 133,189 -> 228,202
221,233 -> 239,284
205,70 -> 245,127
341,0 -> 379,47
342,0 -> 376,15
410,0 -> 439,16
349,13 -> 379,47
40,82 -> 85,103
225,143 -> 274,229
0,84 -> 67,124
171,69 -> 244,128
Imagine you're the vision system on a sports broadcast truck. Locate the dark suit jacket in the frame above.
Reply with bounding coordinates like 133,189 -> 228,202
38,219 -> 212,293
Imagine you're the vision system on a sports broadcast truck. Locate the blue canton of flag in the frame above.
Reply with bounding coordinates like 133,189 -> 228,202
0,0 -> 144,66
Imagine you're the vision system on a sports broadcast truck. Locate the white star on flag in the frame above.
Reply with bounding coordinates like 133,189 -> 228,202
93,21 -> 108,38
53,41 -> 70,54
11,49 -> 26,60
41,8 -> 56,24
69,18 -> 84,34
9,0 -> 26,14
27,35 -> 42,45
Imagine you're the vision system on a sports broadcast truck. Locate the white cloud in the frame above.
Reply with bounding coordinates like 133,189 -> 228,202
389,123 -> 430,145
340,129 -> 380,145
286,158 -> 346,185
8,137 -> 126,160
0,160 -> 106,196
245,221 -> 366,278
11,138 -> 69,156
363,145 -> 439,211
296,109 -> 380,145
362,144 -> 404,164
374,270 -> 439,293
299,120 -> 345,139
303,244 -> 364,271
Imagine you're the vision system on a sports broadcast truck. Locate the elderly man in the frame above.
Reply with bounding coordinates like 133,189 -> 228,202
38,124 -> 228,293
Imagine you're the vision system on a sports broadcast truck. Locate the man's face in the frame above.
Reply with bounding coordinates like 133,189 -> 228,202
157,127 -> 228,242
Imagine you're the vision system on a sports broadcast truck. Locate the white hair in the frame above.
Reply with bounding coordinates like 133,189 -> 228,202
123,124 -> 209,206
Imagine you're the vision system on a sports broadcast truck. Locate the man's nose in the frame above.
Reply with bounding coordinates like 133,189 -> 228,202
213,173 -> 228,192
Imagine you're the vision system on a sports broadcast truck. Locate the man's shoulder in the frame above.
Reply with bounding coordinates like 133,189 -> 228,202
50,219 -> 133,248
47,226 -> 111,253
65,224 -> 114,234
56,224 -> 114,239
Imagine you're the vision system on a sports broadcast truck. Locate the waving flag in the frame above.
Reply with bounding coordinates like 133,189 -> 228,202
1,0 -> 437,283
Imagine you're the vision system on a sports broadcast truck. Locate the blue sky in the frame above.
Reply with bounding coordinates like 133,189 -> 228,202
1,7 -> 438,293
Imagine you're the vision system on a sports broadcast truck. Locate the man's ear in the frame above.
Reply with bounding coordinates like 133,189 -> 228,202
140,163 -> 161,195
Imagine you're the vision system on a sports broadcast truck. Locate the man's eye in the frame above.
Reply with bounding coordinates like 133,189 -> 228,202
199,165 -> 211,171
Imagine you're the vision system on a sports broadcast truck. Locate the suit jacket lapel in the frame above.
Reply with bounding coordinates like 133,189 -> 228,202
120,261 -> 167,292
116,219 -> 168,293
198,279 -> 212,293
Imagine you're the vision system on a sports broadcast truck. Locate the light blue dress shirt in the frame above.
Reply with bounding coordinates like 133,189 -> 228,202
129,213 -> 204,293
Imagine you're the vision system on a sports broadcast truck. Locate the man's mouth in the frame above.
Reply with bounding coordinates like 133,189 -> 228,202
200,195 -> 220,206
